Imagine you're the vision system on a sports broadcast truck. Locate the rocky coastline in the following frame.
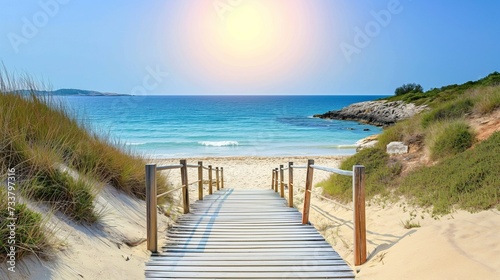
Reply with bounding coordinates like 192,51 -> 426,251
314,100 -> 427,126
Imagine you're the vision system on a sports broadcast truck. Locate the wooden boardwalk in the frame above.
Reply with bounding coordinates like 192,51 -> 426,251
145,189 -> 355,279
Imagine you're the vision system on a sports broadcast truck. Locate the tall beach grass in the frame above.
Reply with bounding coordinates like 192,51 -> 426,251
1,70 -> 170,261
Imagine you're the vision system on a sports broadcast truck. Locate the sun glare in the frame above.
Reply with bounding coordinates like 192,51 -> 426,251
175,0 -> 322,88
225,6 -> 265,42
220,4 -> 273,56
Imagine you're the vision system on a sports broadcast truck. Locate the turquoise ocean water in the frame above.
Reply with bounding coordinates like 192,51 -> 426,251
61,95 -> 385,158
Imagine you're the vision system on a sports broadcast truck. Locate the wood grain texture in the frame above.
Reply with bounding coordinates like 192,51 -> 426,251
353,165 -> 367,266
145,189 -> 355,279
302,159 -> 314,225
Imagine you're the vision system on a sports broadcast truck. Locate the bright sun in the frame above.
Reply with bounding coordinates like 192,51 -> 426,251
221,4 -> 272,55
225,6 -> 265,42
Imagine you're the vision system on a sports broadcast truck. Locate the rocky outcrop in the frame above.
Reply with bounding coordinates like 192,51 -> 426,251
314,100 -> 427,126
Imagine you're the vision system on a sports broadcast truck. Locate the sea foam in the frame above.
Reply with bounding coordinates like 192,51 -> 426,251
198,141 -> 239,147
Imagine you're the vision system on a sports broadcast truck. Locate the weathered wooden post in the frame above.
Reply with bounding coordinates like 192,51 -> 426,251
208,165 -> 213,195
279,164 -> 284,198
216,167 -> 220,191
221,167 -> 224,189
271,169 -> 275,189
288,162 -> 294,207
274,168 -> 279,192
180,159 -> 189,214
197,161 -> 203,201
145,163 -> 157,253
302,159 -> 314,224
353,165 -> 366,266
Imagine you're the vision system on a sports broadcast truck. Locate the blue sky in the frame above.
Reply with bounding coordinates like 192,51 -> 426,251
1,0 -> 499,95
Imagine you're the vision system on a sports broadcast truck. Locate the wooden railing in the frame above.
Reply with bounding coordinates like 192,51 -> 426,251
272,160 -> 367,266
145,160 -> 224,253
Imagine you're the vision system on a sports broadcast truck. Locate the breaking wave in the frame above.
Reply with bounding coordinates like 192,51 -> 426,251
198,141 -> 239,147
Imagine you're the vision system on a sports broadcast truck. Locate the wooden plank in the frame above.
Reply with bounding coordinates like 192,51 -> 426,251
164,244 -> 334,251
149,255 -> 344,261
154,252 -> 343,259
147,276 -> 353,280
166,237 -> 323,242
147,260 -> 348,266
167,234 -> 328,239
146,265 -> 353,272
162,247 -> 341,253
146,271 -> 355,279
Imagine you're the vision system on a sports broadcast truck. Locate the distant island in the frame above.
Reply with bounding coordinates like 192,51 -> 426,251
16,88 -> 129,96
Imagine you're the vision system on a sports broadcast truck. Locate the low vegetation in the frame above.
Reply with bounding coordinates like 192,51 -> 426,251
425,120 -> 474,160
320,72 -> 500,215
399,132 -> 499,215
401,219 -> 421,229
386,71 -> 500,106
0,70 -> 170,261
317,148 -> 401,202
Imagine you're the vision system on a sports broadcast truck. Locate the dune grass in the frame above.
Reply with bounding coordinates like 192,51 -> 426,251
0,70 -> 170,261
421,98 -> 473,128
0,188 -> 53,262
399,132 -> 499,215
472,86 -> 500,114
425,120 -> 474,160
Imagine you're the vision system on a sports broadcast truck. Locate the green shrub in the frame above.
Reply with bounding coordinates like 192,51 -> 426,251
427,121 -> 474,160
317,148 -> 401,202
421,98 -> 473,128
395,83 -> 423,96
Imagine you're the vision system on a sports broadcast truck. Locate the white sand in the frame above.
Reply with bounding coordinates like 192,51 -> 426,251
155,156 -> 343,191
4,156 -> 499,279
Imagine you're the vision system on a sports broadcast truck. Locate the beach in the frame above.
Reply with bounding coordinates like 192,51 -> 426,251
3,155 -> 498,280
155,155 -> 344,190
155,156 -> 500,279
